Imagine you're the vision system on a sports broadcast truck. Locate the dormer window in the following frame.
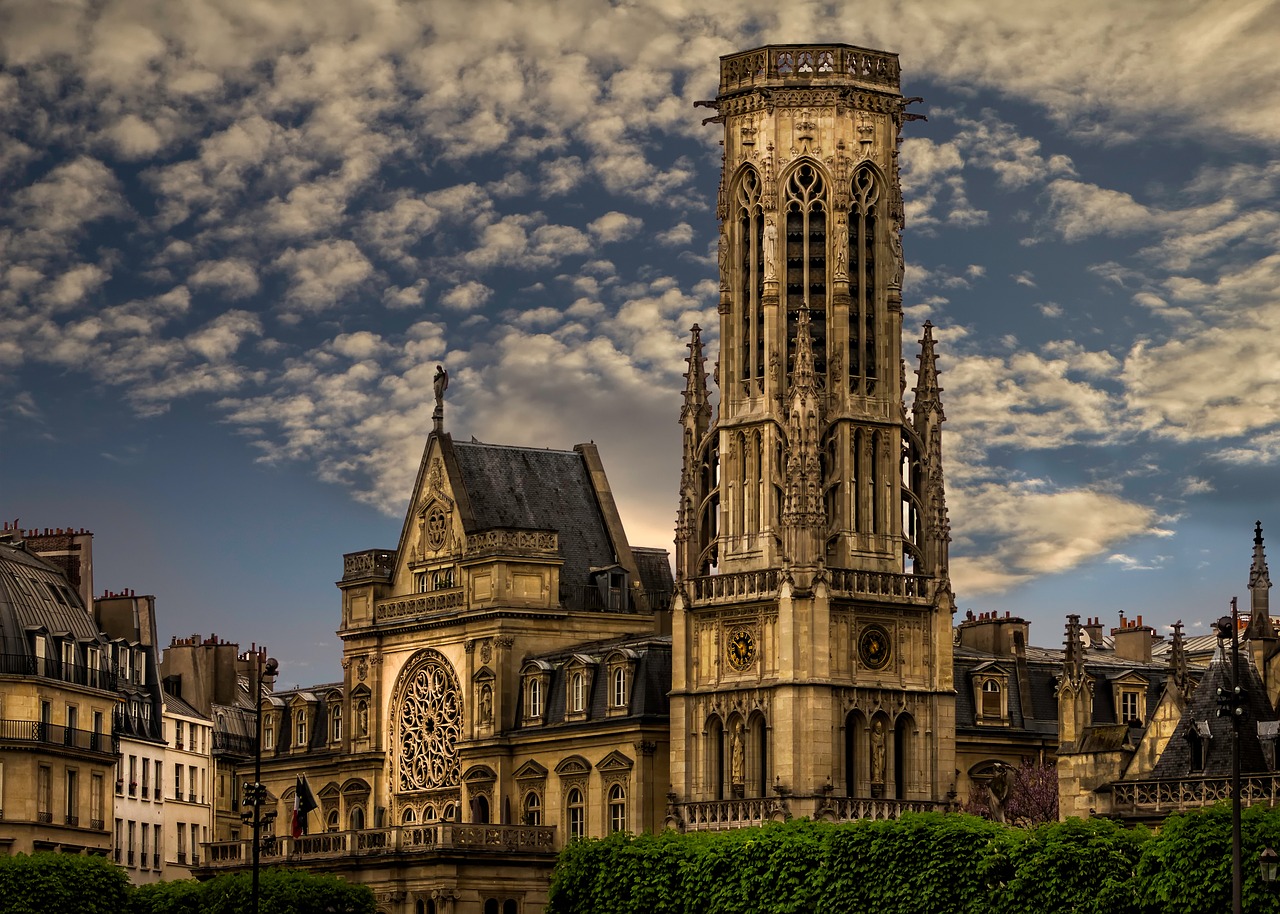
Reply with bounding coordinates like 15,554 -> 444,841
564,658 -> 595,721
263,716 -> 275,751
331,704 -> 342,743
571,672 -> 586,713
982,680 -> 1000,717
1109,675 -> 1149,727
612,668 -> 627,708
605,648 -> 638,717
521,663 -> 551,724
974,673 -> 1008,724
529,678 -> 542,719
295,709 -> 308,747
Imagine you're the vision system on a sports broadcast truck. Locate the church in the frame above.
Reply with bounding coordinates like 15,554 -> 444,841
179,41 -> 1266,914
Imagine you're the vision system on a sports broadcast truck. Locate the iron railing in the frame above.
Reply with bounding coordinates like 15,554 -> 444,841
0,718 -> 116,755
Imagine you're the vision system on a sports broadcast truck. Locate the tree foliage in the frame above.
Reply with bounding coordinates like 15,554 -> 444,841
548,806 -> 1280,914
0,852 -> 131,914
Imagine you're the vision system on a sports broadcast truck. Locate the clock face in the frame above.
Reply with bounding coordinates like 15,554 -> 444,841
726,628 -> 757,671
858,624 -> 892,671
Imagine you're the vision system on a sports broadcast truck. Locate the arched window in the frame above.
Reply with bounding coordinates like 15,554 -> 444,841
848,165 -> 880,394
424,805 -> 437,821
784,162 -> 828,381
528,678 -> 542,719
484,900 -> 499,914
326,809 -> 339,832
443,803 -> 456,821
608,784 -> 627,834
263,716 -> 274,751
331,705 -> 342,742
982,680 -> 1002,718
566,787 -> 585,840
611,667 -> 627,709
473,794 -> 490,824
295,710 -> 307,747
349,806 -> 365,830
571,671 -> 586,713
402,806 -> 416,824
735,167 -> 766,395
523,791 -> 541,826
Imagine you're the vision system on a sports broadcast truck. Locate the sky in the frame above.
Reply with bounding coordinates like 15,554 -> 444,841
3,0 -> 1280,686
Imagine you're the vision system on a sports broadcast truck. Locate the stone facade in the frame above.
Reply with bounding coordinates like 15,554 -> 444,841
670,43 -> 956,824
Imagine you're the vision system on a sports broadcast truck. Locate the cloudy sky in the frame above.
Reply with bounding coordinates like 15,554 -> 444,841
3,0 -> 1280,684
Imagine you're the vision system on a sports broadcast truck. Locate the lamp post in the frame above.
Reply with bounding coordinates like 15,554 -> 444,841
1215,599 -> 1243,914
246,650 -> 278,914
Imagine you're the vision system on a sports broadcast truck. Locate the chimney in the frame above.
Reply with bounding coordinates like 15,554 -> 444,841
1082,616 -> 1105,645
957,610 -> 1030,656
1111,613 -> 1154,664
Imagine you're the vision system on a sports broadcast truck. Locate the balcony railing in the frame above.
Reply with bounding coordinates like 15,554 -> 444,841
65,814 -> 79,826
0,719 -> 117,756
342,549 -> 395,582
201,824 -> 558,869
827,569 -> 931,602
37,810 -> 52,823
717,44 -> 901,95
213,731 -> 256,757
0,652 -> 117,691
1111,774 -> 1280,816
671,795 -> 945,832
691,570 -> 780,603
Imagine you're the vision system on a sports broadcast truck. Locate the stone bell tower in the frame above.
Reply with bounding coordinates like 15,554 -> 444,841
669,44 -> 956,825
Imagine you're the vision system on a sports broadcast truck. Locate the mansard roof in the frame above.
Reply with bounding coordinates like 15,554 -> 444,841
0,538 -> 105,650
515,634 -> 672,729
452,441 -> 617,590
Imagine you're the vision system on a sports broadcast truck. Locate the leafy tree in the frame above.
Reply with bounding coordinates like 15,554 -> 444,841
0,852 -> 131,914
963,758 -> 1059,826
128,868 -> 375,914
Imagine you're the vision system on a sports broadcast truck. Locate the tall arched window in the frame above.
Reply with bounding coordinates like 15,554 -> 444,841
349,806 -> 365,830
611,667 -> 627,709
566,787 -> 585,840
331,705 -> 342,743
608,784 -> 627,833
295,709 -> 307,747
571,671 -> 586,713
528,678 -> 542,718
784,162 -> 828,381
848,165 -> 880,394
735,168 -> 765,395
523,791 -> 541,826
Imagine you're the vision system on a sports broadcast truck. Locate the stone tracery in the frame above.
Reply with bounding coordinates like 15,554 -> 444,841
394,651 -> 462,793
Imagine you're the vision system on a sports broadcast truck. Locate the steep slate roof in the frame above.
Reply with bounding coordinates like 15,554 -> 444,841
1150,648 -> 1275,778
452,442 -> 617,593
514,634 -> 673,730
0,538 -> 104,652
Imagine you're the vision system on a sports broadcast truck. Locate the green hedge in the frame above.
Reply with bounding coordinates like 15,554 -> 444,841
548,807 -> 1280,914
0,858 -> 374,914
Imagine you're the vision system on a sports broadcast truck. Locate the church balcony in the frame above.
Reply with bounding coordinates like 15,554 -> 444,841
671,794 -> 945,831
374,587 -> 465,623
342,550 -> 395,583
200,823 -> 558,870
717,44 -> 900,95
1111,774 -> 1280,818
827,570 -> 932,603
691,570 -> 781,604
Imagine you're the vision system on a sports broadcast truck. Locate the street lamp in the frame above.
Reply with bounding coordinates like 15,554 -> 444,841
1214,600 -> 1243,914
245,651 -> 278,914
1260,847 -> 1279,884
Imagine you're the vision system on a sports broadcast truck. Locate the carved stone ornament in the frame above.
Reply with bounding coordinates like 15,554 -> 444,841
395,652 -> 462,792
356,657 -> 368,682
479,639 -> 492,665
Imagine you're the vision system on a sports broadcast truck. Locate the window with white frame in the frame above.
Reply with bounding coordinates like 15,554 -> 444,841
612,667 -> 627,709
566,787 -> 585,840
523,791 -> 541,826
527,677 -> 542,719
331,704 -> 342,742
295,709 -> 307,747
608,783 -> 626,834
571,671 -> 586,713
981,680 -> 1001,718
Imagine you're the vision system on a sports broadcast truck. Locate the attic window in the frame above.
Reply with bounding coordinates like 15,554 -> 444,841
1188,719 -> 1212,771
1121,690 -> 1141,725
982,680 -> 1000,717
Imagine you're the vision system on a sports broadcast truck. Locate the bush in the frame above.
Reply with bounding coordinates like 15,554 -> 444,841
0,853 -> 131,914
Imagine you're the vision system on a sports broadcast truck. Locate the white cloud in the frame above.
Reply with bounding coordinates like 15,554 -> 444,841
588,211 -> 644,243
275,240 -> 373,311
188,258 -> 261,300
440,281 -> 493,312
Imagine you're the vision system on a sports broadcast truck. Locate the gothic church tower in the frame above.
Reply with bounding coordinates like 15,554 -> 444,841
670,44 -> 956,822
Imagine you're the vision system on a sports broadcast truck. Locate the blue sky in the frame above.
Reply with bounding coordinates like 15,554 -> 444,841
3,1 -> 1280,685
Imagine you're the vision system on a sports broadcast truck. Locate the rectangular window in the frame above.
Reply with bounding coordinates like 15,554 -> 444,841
91,772 -> 103,827
66,704 -> 78,745
155,763 -> 162,800
188,765 -> 197,802
153,825 -> 162,870
65,768 -> 79,825
264,718 -> 274,750
38,765 -> 51,821
128,820 -> 136,867
114,819 -> 123,863
140,823 -> 149,869
177,821 -> 186,864
92,710 -> 103,752
174,763 -> 182,800
1122,691 -> 1142,725
141,759 -> 150,799
190,823 -> 200,866
295,712 -> 307,746
129,756 -> 137,796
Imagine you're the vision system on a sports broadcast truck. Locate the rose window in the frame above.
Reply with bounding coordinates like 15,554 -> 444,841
395,655 -> 462,792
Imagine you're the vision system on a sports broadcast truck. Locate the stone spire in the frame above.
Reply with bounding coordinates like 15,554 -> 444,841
781,309 -> 825,567
1169,620 -> 1192,702
912,322 -> 950,581
675,325 -> 712,581
1247,520 -> 1274,639
1057,614 -> 1091,748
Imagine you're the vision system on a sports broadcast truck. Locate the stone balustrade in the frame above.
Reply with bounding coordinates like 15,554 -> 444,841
718,44 -> 900,95
1111,775 -> 1280,816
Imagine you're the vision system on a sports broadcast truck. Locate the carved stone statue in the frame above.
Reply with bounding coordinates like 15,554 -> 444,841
834,215 -> 849,280
433,365 -> 449,408
730,720 -> 745,787
987,763 -> 1013,823
871,719 -> 886,784
718,227 -> 730,289
479,684 -> 493,726
763,218 -> 777,281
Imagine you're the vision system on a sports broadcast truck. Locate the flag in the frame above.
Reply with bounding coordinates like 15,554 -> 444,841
291,775 -> 318,838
